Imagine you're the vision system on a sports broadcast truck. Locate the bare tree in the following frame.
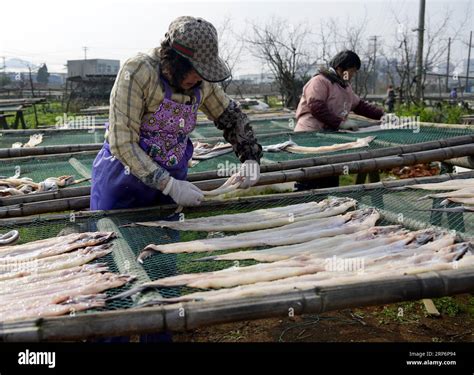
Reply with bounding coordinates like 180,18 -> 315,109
217,17 -> 244,93
313,12 -> 374,96
384,3 -> 471,105
341,12 -> 374,94
243,18 -> 313,109
421,5 -> 470,95
396,22 -> 417,104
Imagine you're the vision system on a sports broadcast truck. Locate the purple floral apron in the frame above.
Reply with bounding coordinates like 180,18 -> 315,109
90,77 -> 201,210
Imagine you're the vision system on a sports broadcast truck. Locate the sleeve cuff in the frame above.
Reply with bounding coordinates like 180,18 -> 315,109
142,167 -> 171,191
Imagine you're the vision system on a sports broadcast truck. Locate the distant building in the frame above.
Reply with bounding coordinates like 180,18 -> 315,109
236,73 -> 275,84
66,59 -> 120,101
67,59 -> 120,78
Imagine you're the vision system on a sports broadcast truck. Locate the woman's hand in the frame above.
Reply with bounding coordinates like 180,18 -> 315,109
162,177 -> 204,206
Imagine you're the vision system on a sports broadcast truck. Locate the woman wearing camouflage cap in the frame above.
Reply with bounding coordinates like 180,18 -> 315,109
90,16 -> 263,210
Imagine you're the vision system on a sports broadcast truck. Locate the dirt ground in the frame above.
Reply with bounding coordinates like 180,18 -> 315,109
174,294 -> 474,343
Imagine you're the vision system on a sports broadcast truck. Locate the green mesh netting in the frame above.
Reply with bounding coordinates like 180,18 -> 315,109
0,117 -> 377,148
0,130 -> 105,149
192,118 -> 294,138
0,153 -> 94,184
0,184 -> 472,313
1,124 -> 473,182
189,126 -> 474,173
0,119 -> 293,149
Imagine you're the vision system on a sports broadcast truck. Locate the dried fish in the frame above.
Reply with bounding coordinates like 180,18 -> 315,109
409,178 -> 474,191
23,134 -> 43,148
263,136 -> 375,154
192,141 -> 233,160
0,232 -> 115,259
196,226 -> 406,262
137,208 -> 379,261
0,175 -> 79,197
0,230 -> 135,322
10,134 -> 43,149
0,230 -> 19,246
125,243 -> 472,305
129,197 -> 356,232
440,197 -> 474,207
202,176 -> 243,197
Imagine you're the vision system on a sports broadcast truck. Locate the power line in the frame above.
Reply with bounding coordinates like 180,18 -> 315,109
83,46 -> 88,60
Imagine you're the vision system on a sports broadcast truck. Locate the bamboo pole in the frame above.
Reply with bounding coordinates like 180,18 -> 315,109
0,150 -> 98,163
444,156 -> 474,169
0,144 -> 102,158
1,267 -> 473,341
419,121 -> 474,130
0,186 -> 90,206
0,127 -> 106,135
96,218 -> 163,305
0,196 -> 90,218
68,158 -> 92,179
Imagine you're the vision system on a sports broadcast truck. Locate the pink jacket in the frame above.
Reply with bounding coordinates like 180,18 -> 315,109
295,74 -> 361,132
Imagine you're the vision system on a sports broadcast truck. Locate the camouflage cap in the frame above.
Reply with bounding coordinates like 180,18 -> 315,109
166,16 -> 231,82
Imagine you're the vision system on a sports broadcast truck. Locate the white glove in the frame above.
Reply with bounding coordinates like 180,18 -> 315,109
233,160 -> 260,189
162,177 -> 204,207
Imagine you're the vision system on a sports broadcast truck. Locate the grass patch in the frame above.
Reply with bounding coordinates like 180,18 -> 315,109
432,297 -> 462,317
395,103 -> 471,124
377,301 -> 422,324
22,101 -> 75,128
267,96 -> 283,109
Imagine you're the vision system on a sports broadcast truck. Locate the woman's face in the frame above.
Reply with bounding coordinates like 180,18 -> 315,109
181,69 -> 203,90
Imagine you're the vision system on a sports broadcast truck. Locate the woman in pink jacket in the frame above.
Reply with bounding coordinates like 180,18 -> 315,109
294,50 -> 384,189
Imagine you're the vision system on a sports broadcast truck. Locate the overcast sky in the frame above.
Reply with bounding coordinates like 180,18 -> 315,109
1,0 -> 472,75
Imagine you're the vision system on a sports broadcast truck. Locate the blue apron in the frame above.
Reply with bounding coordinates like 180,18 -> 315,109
90,77 -> 201,343
90,77 -> 200,210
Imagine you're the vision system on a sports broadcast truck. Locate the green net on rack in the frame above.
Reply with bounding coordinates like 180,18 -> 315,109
0,130 -> 105,149
192,118 -> 294,138
0,119 -> 294,148
0,153 -> 94,184
189,125 -> 474,173
0,183 -> 472,313
1,123 -> 473,184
